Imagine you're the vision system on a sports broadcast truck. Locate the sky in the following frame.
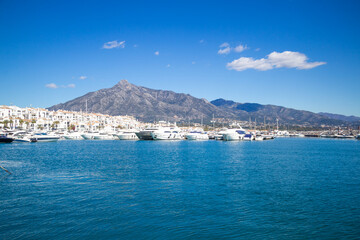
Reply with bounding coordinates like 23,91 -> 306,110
1,0 -> 360,116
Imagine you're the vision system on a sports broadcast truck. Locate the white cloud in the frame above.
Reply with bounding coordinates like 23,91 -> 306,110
218,47 -> 231,55
255,48 -> 260,52
133,44 -> 138,47
166,64 -> 171,68
45,83 -> 76,89
227,51 -> 326,71
220,42 -> 230,48
234,44 -> 248,53
218,42 -> 248,55
79,76 -> 87,80
218,42 -> 230,54
192,61 -> 196,64
45,83 -> 58,89
199,39 -> 204,44
154,51 -> 159,55
102,40 -> 125,49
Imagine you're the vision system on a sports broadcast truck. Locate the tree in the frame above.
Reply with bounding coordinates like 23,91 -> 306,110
3,120 -> 9,129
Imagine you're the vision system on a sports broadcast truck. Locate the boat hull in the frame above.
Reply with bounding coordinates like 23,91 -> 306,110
117,133 -> 139,140
135,131 -> 154,140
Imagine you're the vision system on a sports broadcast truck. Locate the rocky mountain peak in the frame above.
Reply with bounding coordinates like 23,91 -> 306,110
114,79 -> 133,89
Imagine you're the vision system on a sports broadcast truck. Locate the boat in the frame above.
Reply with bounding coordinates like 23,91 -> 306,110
243,133 -> 255,141
151,127 -> 183,140
92,133 -> 117,140
335,134 -> 355,139
116,130 -> 139,140
30,134 -> 60,142
4,131 -> 31,142
0,134 -> 14,143
356,134 -> 360,140
81,132 -> 99,140
255,135 -> 264,141
135,128 -> 159,140
63,132 -> 84,140
185,131 -> 209,140
222,128 -> 246,141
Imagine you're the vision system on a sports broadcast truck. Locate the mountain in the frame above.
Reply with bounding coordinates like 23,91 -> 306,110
48,80 -> 352,126
211,98 -> 346,126
48,80 -> 233,122
318,112 -> 360,123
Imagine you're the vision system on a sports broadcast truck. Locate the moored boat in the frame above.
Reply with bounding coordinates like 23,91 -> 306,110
116,130 -> 139,140
0,134 -> 14,143
185,131 -> 209,140
135,128 -> 159,140
151,127 -> 183,140
30,134 -> 60,142
222,128 -> 246,141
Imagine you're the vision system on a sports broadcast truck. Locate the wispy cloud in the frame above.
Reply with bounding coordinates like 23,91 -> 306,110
218,42 -> 231,55
192,61 -> 196,64
234,44 -> 248,53
199,39 -> 205,44
218,42 -> 249,55
154,51 -> 159,55
45,83 -> 76,89
79,76 -> 87,80
166,64 -> 171,68
102,40 -> 125,49
227,51 -> 326,71
45,83 -> 58,89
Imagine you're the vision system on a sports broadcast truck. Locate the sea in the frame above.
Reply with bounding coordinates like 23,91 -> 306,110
1,138 -> 360,239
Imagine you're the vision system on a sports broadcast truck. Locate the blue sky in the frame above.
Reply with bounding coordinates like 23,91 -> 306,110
1,0 -> 359,116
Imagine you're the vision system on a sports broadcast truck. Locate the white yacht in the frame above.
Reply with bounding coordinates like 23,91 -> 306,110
356,134 -> 360,140
63,132 -> 84,140
92,132 -> 117,140
151,127 -> 183,140
81,132 -> 99,140
30,133 -> 60,142
222,128 -> 246,141
116,130 -> 139,140
10,131 -> 32,143
185,131 -> 209,140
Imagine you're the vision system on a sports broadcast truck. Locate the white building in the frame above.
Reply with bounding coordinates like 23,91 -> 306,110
0,105 -> 141,131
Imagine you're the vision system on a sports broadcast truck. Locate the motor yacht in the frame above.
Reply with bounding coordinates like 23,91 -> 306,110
243,133 -> 255,141
92,132 -> 117,140
63,132 -> 84,140
116,130 -> 139,140
30,133 -> 60,142
185,131 -> 209,140
135,128 -> 160,140
151,127 -> 183,140
222,128 -> 246,141
0,133 -> 14,143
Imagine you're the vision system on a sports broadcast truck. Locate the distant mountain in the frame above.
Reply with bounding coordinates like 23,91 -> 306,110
318,112 -> 360,123
211,98 -> 346,126
48,80 -> 352,126
48,80 -> 233,122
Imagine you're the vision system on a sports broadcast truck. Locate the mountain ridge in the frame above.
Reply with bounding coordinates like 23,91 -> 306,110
48,80 -> 355,126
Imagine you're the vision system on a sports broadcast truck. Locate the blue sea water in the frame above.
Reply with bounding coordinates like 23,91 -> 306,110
0,138 -> 360,239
